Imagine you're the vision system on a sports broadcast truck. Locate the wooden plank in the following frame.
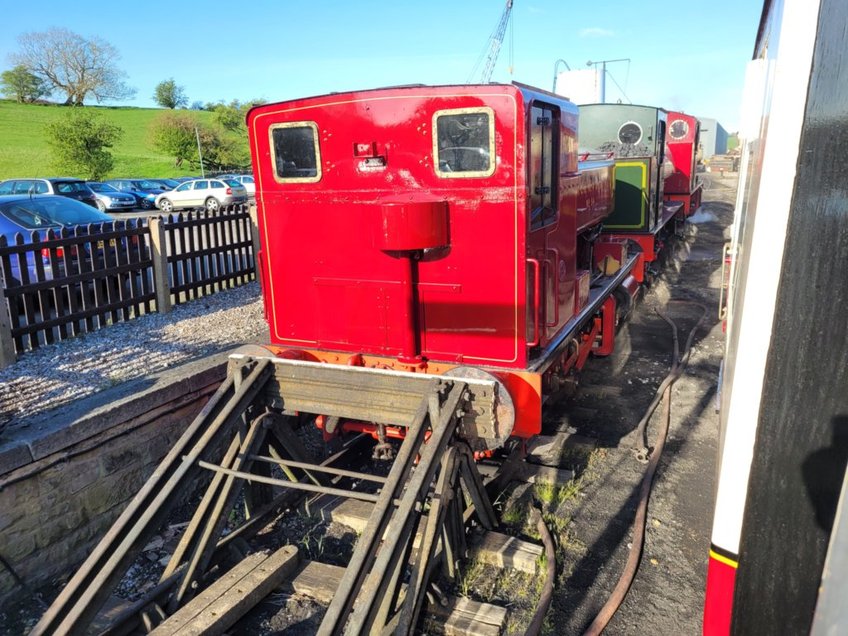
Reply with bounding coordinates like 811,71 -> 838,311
430,596 -> 507,636
287,560 -> 343,604
472,531 -> 542,575
311,498 -> 541,577
287,560 -> 507,635
307,496 -> 372,533
150,545 -> 299,636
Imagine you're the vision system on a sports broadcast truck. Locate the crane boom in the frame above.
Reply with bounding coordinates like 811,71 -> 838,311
468,0 -> 514,84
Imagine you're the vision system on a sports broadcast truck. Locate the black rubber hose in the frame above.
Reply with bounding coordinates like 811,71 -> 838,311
583,302 -> 706,636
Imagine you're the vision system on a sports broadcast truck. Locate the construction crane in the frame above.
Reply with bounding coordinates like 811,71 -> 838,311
467,0 -> 514,84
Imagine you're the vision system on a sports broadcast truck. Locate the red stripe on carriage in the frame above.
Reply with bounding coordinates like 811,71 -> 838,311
703,552 -> 737,636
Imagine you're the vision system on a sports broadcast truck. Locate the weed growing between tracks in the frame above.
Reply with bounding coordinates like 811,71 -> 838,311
449,448 -> 604,634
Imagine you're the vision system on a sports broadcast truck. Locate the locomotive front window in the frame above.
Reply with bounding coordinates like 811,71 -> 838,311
433,107 -> 495,178
270,122 -> 322,183
618,121 -> 643,145
669,119 -> 689,140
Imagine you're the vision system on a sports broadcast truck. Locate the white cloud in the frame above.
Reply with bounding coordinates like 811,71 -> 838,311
579,27 -> 615,38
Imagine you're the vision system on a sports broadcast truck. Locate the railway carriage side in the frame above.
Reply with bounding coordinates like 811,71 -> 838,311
704,0 -> 848,633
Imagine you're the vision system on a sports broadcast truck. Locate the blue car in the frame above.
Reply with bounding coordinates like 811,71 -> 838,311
105,179 -> 170,210
0,194 -> 115,286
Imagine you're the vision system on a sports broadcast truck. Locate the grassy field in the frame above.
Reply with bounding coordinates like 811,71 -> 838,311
0,100 -> 233,179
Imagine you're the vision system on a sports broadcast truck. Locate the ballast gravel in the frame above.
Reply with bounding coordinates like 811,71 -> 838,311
0,282 -> 266,429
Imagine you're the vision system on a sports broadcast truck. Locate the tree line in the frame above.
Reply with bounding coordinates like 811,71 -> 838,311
0,28 -> 266,181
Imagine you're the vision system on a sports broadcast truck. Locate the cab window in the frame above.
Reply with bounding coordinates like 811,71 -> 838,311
433,107 -> 495,178
270,122 -> 321,183
529,103 -> 559,230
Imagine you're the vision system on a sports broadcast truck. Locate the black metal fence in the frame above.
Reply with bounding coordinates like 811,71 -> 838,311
0,205 -> 258,366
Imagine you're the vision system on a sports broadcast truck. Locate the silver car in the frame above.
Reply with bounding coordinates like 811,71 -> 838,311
86,182 -> 138,212
155,178 -> 248,213
218,174 -> 256,200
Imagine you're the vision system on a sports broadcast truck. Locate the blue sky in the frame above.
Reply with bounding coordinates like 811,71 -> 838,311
1,0 -> 763,130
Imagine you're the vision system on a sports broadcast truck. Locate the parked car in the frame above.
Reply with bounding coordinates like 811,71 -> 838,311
106,179 -> 170,209
0,178 -> 99,208
152,178 -> 182,190
0,194 -> 115,286
155,178 -> 248,213
218,174 -> 256,200
86,182 -> 138,212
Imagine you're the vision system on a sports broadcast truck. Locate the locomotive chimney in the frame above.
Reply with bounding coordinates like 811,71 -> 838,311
377,199 -> 449,365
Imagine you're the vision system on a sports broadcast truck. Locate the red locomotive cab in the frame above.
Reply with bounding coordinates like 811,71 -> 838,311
247,83 -> 627,443
665,111 -> 703,216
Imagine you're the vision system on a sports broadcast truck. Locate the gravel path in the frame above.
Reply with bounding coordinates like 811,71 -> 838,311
0,282 -> 267,428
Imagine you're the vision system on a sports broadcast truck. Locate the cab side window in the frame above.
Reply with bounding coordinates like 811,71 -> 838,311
270,122 -> 321,183
433,107 -> 495,178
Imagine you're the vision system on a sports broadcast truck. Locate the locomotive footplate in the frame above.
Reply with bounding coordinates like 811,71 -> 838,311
228,354 -> 515,451
530,249 -> 641,375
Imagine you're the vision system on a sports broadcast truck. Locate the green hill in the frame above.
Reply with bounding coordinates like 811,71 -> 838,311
0,100 -> 239,179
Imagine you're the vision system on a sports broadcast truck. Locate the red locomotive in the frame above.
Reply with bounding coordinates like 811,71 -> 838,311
664,111 -> 703,216
247,83 -> 646,448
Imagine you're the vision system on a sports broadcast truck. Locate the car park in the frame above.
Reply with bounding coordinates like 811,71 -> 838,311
0,194 -> 116,286
0,178 -> 99,208
86,182 -> 138,212
218,174 -> 256,200
155,178 -> 248,213
106,179 -> 170,210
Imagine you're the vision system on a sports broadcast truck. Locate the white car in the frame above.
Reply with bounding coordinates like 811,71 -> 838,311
155,178 -> 248,213
219,174 -> 256,200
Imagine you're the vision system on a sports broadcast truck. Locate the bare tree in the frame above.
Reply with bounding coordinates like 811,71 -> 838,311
11,28 -> 136,105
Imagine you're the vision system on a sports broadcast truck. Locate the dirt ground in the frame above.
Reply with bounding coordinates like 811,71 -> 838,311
542,175 -> 738,634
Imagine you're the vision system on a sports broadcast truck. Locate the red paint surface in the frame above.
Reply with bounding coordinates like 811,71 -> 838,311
247,84 -> 626,440
378,199 -> 449,252
703,554 -> 737,636
665,111 -> 700,195
248,85 -> 614,374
